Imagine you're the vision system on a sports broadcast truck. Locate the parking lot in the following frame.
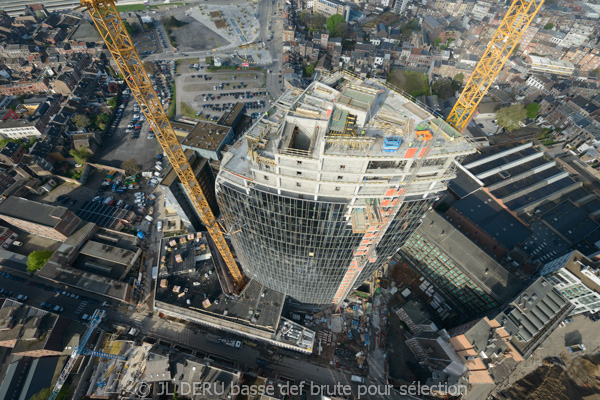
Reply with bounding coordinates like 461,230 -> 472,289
97,83 -> 167,172
132,28 -> 162,59
176,64 -> 271,121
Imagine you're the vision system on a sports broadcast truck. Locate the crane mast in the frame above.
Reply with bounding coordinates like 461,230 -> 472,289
447,0 -> 545,132
81,0 -> 244,290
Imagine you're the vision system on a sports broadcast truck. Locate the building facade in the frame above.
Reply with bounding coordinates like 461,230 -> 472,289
216,74 -> 475,305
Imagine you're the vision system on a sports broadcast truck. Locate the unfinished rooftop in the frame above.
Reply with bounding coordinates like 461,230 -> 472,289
220,77 -> 473,182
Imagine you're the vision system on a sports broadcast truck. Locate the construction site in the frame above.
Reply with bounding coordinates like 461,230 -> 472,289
31,0 -> 556,397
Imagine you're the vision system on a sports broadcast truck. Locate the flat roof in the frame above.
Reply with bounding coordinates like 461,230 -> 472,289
0,197 -> 66,228
181,122 -> 232,152
79,240 -> 138,266
453,190 -> 532,249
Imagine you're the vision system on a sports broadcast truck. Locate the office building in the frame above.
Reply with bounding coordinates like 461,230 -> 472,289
160,149 -> 219,232
541,251 -> 600,315
528,55 -> 575,76
495,277 -> 573,358
312,0 -> 351,21
216,73 -> 475,305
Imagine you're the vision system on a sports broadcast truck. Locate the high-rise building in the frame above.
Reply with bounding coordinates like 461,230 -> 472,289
216,72 -> 475,305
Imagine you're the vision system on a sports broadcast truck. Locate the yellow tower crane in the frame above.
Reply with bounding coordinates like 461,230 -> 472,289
447,0 -> 545,132
80,0 -> 245,291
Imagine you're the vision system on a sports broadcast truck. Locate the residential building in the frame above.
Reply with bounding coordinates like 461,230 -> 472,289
393,0 -> 410,14
448,317 -> 524,385
215,74 -> 475,305
0,142 -> 26,165
0,196 -> 81,240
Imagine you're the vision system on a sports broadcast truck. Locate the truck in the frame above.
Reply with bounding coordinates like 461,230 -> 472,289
567,344 -> 586,353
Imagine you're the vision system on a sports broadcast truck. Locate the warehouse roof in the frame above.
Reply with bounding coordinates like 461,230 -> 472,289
418,211 -> 523,303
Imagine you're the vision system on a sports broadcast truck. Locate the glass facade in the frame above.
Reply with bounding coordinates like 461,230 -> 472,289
402,233 -> 498,315
217,183 -> 433,305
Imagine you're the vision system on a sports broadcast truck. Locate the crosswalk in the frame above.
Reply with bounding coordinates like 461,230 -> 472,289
74,301 -> 88,315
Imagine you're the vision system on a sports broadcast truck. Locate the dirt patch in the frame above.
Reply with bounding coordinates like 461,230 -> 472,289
169,15 -> 230,51
497,355 -> 600,400
214,19 -> 227,29
209,11 -> 222,19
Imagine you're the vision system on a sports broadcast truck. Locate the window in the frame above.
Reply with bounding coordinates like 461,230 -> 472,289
340,165 -> 346,169
297,171 -> 302,176
335,187 -> 340,191
264,175 -> 269,180
296,182 -> 301,187
337,176 -> 343,180
297,160 -> 302,165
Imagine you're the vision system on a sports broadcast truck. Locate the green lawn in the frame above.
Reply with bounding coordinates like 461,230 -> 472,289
180,102 -> 197,119
387,69 -> 430,98
116,4 -> 156,12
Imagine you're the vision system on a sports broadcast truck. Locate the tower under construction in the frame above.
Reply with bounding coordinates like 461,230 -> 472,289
216,71 -> 476,305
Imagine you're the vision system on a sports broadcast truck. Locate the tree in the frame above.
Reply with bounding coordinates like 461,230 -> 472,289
69,146 -> 92,165
496,104 -> 527,132
72,114 -> 91,128
30,386 -> 70,400
107,97 -> 118,108
26,250 -> 54,272
434,38 -> 441,48
543,23 -> 554,30
310,13 -> 326,32
163,16 -> 186,28
96,113 -> 111,130
526,102 -> 541,119
453,73 -> 464,85
431,78 -> 455,100
123,20 -> 140,35
121,158 -> 141,175
143,61 -> 157,74
326,14 -> 346,37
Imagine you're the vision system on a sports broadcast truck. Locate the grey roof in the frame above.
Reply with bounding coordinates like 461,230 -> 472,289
452,190 -> 532,249
418,211 -> 523,302
19,357 -> 61,400
497,277 -> 571,345
0,197 -> 67,228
